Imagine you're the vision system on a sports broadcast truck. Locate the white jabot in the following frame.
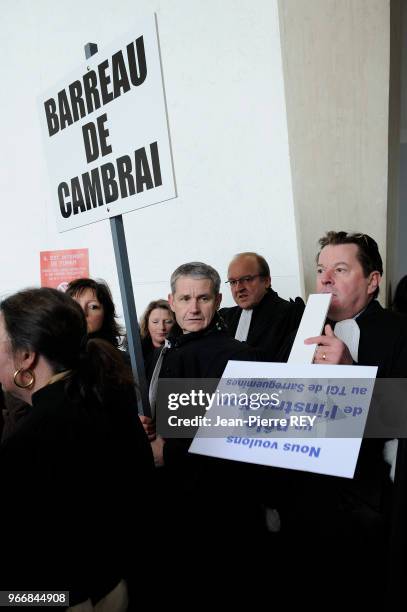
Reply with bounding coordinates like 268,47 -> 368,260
235,309 -> 253,342
148,339 -> 171,419
334,319 -> 360,363
384,439 -> 398,482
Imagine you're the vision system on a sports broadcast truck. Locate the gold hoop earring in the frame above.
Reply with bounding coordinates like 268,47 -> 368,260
13,368 -> 35,389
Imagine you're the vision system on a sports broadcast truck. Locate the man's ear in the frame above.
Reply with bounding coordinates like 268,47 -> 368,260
265,276 -> 271,289
168,293 -> 175,312
367,272 -> 381,296
215,293 -> 222,310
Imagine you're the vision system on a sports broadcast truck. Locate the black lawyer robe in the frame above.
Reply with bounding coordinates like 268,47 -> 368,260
219,288 -> 304,361
276,299 -> 407,607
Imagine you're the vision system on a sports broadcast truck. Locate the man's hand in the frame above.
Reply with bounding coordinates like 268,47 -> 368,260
305,324 -> 353,365
151,435 -> 165,467
139,415 -> 156,442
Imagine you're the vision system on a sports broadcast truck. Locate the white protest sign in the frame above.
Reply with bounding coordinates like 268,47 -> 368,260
39,15 -> 176,232
189,361 -> 377,478
288,293 -> 331,363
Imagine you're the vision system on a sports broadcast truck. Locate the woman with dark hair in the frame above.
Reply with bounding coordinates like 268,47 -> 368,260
1,279 -> 124,443
66,278 -> 124,347
0,288 -> 153,609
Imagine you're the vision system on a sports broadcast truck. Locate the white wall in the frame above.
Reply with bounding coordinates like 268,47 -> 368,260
278,0 -> 390,300
395,0 -> 407,288
0,0 -> 302,324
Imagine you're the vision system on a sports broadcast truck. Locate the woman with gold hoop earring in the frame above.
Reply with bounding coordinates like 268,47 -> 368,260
0,368 -> 32,443
0,287 -> 154,610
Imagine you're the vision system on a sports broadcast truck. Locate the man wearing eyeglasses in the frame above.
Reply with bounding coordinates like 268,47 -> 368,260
220,252 -> 304,360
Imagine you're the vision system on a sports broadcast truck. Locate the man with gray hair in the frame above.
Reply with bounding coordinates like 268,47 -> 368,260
167,261 -> 222,336
149,261 -> 258,429
148,262 -> 280,586
150,262 -> 257,529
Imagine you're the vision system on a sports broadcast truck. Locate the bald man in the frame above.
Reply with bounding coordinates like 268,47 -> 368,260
220,252 -> 304,360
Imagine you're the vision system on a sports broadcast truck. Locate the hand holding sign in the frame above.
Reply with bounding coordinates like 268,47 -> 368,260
305,324 -> 353,365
